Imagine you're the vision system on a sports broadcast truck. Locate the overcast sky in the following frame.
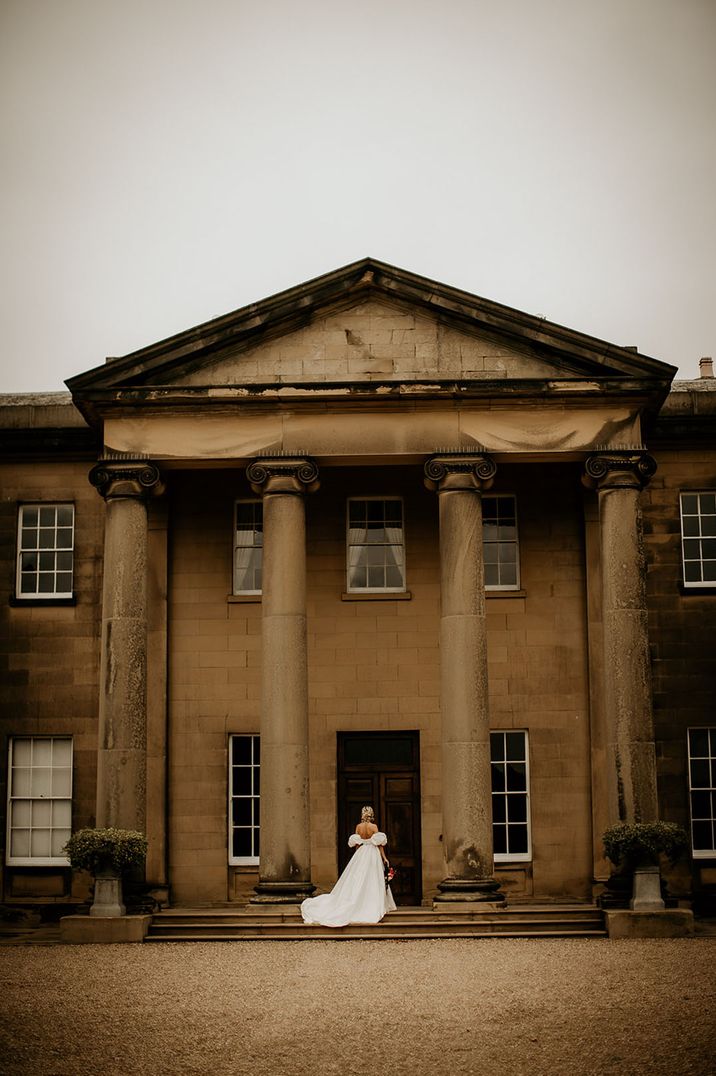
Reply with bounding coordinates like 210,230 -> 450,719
2,0 -> 714,392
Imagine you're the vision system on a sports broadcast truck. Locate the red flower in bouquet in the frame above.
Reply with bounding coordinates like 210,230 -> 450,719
384,865 -> 396,888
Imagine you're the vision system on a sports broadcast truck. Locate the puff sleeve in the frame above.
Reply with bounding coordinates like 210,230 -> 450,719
348,834 -> 362,848
370,832 -> 388,846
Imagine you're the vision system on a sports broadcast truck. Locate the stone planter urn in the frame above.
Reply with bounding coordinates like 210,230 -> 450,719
602,821 -> 688,912
90,866 -> 126,918
63,827 -> 148,919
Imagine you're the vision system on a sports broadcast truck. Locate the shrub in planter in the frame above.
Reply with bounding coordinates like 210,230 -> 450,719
63,828 -> 148,875
602,821 -> 688,869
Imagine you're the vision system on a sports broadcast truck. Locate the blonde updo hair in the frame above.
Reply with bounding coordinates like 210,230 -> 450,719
360,806 -> 375,823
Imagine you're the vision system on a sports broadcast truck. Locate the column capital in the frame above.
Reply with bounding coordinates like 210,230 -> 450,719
424,453 -> 497,493
583,451 -> 657,492
89,460 -> 164,501
247,456 -> 320,496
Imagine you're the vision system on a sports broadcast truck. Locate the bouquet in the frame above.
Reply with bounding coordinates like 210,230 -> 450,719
384,863 -> 396,889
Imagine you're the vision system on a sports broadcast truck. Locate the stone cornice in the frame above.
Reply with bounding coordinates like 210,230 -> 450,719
424,453 -> 497,493
583,451 -> 657,491
89,460 -> 165,500
247,456 -> 320,496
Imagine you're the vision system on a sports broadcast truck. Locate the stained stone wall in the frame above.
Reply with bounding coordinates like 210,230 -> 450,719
643,446 -> 716,899
0,460 -> 103,902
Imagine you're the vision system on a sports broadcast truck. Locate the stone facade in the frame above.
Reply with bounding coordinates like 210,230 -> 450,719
1,260 -> 714,911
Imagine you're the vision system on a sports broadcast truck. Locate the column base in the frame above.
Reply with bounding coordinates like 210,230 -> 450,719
434,878 -> 506,904
250,881 -> 316,904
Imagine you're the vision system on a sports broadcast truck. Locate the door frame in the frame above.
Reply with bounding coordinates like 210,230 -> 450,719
336,730 -> 422,905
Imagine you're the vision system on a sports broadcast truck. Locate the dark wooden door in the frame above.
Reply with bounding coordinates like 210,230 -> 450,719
337,731 -> 422,905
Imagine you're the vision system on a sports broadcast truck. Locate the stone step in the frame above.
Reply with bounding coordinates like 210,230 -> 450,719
145,928 -> 607,942
146,906 -> 607,941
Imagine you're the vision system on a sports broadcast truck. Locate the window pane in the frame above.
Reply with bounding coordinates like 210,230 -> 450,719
492,796 -> 506,823
38,529 -> 55,550
506,762 -> 527,792
691,790 -> 711,818
704,561 -> 716,581
507,796 -> 528,823
12,801 -> 32,827
31,768 -> 52,796
232,737 -> 251,765
684,561 -> 702,582
683,539 -> 702,560
505,732 -> 525,761
232,829 -> 252,857
32,800 -> 52,826
484,564 -> 499,586
38,573 -> 55,593
682,514 -> 700,537
56,528 -> 73,549
491,764 -> 505,793
39,507 -> 55,526
493,824 -> 507,854
690,759 -> 711,787
31,830 -> 51,857
56,506 -> 73,527
13,739 -> 32,766
500,563 -> 517,586
232,798 -> 252,826
52,768 -> 72,797
33,740 -> 52,765
52,830 -> 71,857
508,825 -> 529,854
56,573 -> 73,594
11,830 -> 31,857
682,494 -> 699,514
490,732 -> 504,761
22,507 -> 39,526
701,493 -> 716,514
12,768 -> 31,796
53,800 -> 72,827
692,820 -> 714,852
21,552 -> 38,572
690,729 -> 710,757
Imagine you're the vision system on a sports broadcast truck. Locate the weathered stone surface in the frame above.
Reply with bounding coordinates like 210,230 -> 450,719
605,909 -> 694,939
60,914 -> 151,944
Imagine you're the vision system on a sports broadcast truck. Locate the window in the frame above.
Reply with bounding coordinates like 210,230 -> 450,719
483,495 -> 519,590
16,504 -> 74,599
680,492 -> 716,588
347,498 -> 405,592
490,730 -> 531,862
6,737 -> 73,866
234,501 -> 263,595
229,735 -> 260,864
688,728 -> 716,857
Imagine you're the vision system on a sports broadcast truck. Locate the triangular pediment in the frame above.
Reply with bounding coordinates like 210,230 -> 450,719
166,297 -> 590,387
67,259 -> 676,411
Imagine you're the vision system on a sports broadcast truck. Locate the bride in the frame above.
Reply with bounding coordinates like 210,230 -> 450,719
300,806 -> 397,926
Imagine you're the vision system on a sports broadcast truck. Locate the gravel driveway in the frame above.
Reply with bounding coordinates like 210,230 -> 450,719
1,939 -> 714,1076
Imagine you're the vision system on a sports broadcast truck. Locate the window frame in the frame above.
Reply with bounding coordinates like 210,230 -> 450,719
228,734 -> 260,866
483,493 -> 520,592
679,491 -> 716,589
345,496 -> 407,594
15,503 -> 75,601
490,729 -> 532,863
6,736 -> 73,867
233,499 -> 263,596
687,727 -> 716,858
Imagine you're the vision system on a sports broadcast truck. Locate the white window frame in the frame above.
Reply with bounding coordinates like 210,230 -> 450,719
679,491 -> 716,589
228,734 -> 260,866
688,727 -> 716,858
346,496 -> 406,594
6,737 -> 73,866
15,503 -> 75,600
490,729 -> 532,863
483,494 -> 520,591
233,499 -> 263,596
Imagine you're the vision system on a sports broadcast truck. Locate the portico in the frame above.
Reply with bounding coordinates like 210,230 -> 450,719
67,259 -> 675,907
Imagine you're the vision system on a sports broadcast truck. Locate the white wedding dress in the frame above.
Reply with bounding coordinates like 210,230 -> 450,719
300,832 -> 397,926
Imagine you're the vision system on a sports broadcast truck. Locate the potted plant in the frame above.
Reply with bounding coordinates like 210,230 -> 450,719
63,828 -> 148,918
602,821 -> 688,911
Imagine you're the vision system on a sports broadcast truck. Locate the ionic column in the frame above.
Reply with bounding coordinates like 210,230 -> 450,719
247,457 -> 319,904
583,451 -> 658,824
425,454 -> 504,904
89,460 -> 164,834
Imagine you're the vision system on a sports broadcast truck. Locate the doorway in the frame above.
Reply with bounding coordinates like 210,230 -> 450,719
337,731 -> 422,906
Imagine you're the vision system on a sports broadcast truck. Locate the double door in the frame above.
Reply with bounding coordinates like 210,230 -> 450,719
337,731 -> 422,906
